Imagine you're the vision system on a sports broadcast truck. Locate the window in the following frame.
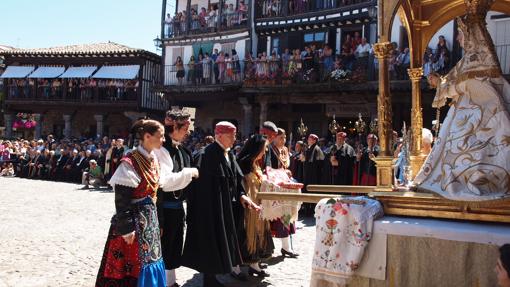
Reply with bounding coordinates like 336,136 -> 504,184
272,38 -> 280,54
304,32 -> 326,43
304,33 -> 314,42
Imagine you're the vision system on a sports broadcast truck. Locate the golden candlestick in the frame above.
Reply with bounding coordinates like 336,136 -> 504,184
297,118 -> 308,138
329,114 -> 340,134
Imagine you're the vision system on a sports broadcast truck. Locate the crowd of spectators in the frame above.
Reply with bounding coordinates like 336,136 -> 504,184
164,1 -> 248,37
169,32 -> 375,85
259,0 -> 370,17
6,79 -> 138,101
0,135 -> 128,189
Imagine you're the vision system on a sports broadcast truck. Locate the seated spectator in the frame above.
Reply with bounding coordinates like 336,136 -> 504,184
82,159 -> 105,189
0,162 -> 15,177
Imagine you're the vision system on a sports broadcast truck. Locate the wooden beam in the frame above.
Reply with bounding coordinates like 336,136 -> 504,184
257,192 -> 349,203
306,184 -> 375,193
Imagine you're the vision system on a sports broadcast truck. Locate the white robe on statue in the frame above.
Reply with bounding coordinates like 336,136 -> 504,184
415,5 -> 510,201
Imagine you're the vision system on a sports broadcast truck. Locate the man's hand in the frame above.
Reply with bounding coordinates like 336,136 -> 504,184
330,156 -> 338,166
240,195 -> 261,212
191,168 -> 199,178
122,231 -> 136,245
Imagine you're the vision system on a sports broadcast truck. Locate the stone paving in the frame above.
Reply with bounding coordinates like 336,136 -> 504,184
0,177 -> 317,287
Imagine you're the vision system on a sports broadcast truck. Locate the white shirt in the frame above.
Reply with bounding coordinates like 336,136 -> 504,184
109,145 -> 155,189
154,146 -> 197,192
355,43 -> 372,56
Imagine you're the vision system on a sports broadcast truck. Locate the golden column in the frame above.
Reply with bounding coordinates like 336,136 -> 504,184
372,42 -> 395,191
408,67 -> 427,178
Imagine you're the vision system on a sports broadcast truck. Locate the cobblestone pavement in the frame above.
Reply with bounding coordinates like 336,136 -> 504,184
0,177 -> 317,287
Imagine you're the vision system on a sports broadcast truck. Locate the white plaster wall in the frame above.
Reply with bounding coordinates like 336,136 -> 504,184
164,46 -> 174,66
390,15 -> 402,45
235,39 -> 246,60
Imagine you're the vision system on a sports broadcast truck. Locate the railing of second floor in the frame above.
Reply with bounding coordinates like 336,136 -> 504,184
256,0 -> 372,19
163,46 -> 510,89
5,80 -> 138,103
164,10 -> 248,38
164,60 -> 245,86
164,55 -> 379,87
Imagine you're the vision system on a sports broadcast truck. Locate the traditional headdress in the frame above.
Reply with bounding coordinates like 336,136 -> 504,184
215,121 -> 236,134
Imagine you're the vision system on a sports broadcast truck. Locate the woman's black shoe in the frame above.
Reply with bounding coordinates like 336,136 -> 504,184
230,271 -> 248,281
248,267 -> 270,277
281,248 -> 299,258
259,262 -> 268,269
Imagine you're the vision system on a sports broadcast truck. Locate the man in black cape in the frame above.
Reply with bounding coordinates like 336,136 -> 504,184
326,131 -> 355,185
182,121 -> 259,287
301,134 -> 324,215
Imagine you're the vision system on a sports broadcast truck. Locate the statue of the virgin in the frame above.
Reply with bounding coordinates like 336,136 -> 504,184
414,0 -> 510,201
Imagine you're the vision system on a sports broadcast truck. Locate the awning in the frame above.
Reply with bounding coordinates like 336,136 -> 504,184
0,66 -> 35,78
59,66 -> 97,78
28,66 -> 66,78
92,65 -> 140,79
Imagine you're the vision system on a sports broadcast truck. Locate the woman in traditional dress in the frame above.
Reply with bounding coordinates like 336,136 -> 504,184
96,119 -> 166,287
237,134 -> 274,277
415,0 -> 510,201
270,128 -> 299,257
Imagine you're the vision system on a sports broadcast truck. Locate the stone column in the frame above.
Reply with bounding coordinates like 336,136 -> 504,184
63,114 -> 72,139
240,98 -> 253,137
94,114 -> 105,139
372,42 -> 395,191
408,67 -> 427,177
33,113 -> 43,140
3,114 -> 13,139
259,98 -> 268,130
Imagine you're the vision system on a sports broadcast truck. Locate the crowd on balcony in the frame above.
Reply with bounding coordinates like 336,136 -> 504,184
259,0 -> 370,17
164,1 -> 248,37
245,33 -> 374,83
387,35 -> 452,80
164,33 -> 456,86
169,49 -> 243,85
6,78 -> 139,101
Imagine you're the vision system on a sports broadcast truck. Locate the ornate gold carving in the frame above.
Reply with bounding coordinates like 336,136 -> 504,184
407,67 -> 423,81
455,67 -> 502,84
373,156 -> 394,192
373,42 -> 394,59
411,106 -> 423,155
377,85 -> 393,155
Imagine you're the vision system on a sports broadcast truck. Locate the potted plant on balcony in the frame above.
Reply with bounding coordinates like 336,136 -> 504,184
13,113 -> 37,130
330,68 -> 352,83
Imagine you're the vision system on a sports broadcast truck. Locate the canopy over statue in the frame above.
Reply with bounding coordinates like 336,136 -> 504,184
414,0 -> 510,201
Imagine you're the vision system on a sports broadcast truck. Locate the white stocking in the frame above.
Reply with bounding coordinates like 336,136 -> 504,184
165,269 -> 176,286
281,236 -> 292,252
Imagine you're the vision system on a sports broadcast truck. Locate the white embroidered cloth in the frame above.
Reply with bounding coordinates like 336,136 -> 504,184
310,197 -> 383,287
259,180 -> 301,223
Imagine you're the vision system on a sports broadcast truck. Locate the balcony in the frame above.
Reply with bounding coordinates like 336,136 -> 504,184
163,43 -> 510,94
255,0 -> 373,19
4,79 -> 138,107
163,54 -> 380,92
164,5 -> 249,39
